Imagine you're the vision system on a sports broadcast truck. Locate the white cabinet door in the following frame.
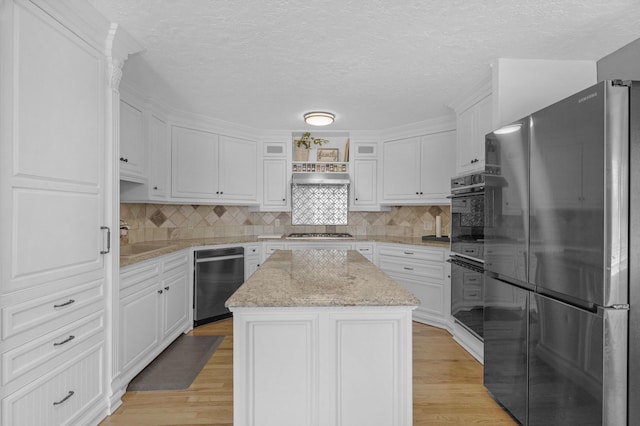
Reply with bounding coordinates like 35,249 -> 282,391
120,99 -> 146,182
171,126 -> 219,199
382,137 -> 421,200
420,131 -> 455,201
382,133 -> 454,204
218,135 -> 257,201
148,114 -> 169,199
456,94 -> 492,175
352,159 -> 377,208
263,158 -> 288,208
162,270 -> 189,339
120,282 -> 161,373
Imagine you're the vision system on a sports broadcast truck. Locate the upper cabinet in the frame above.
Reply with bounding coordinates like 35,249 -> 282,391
382,131 -> 455,204
120,98 -> 147,182
171,126 -> 257,203
351,142 -> 380,210
147,113 -> 170,200
261,142 -> 289,210
455,94 -> 493,175
449,81 -> 493,176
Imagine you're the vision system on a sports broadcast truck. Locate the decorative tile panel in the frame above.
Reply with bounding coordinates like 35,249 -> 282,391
291,184 -> 349,225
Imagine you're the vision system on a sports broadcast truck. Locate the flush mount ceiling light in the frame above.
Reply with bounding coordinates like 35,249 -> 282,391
494,123 -> 523,135
304,111 -> 335,126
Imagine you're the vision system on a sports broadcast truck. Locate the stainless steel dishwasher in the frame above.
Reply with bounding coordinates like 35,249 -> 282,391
194,247 -> 244,326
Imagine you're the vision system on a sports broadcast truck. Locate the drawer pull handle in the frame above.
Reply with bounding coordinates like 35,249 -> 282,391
53,299 -> 75,308
164,286 -> 170,291
158,289 -> 163,294
53,335 -> 75,346
404,251 -> 414,255
53,390 -> 74,406
404,267 -> 414,271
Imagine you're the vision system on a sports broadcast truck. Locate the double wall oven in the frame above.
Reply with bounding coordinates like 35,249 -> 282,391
449,172 -> 487,340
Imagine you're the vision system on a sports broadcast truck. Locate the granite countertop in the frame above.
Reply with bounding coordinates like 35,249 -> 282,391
119,235 -> 450,267
225,249 -> 421,308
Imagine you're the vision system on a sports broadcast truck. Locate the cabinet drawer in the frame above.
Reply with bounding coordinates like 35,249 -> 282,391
162,252 -> 188,275
1,343 -> 103,426
245,244 -> 261,256
120,261 -> 160,291
2,280 -> 103,342
378,258 -> 444,281
2,312 -> 103,388
377,245 -> 444,262
463,287 -> 482,301
264,243 -> 285,255
355,243 -> 375,255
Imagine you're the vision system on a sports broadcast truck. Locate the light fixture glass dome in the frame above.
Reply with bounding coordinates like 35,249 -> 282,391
304,111 -> 335,126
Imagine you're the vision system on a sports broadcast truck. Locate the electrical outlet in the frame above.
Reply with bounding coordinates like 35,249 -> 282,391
275,219 -> 280,227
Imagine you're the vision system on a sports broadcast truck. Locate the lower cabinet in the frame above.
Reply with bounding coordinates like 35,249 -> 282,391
231,307 -> 414,426
119,251 -> 190,390
377,243 -> 448,328
244,244 -> 262,279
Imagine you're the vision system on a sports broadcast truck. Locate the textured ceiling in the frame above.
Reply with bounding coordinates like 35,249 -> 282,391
89,0 -> 640,131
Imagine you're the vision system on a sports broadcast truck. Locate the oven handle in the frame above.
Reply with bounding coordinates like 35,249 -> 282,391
447,256 -> 485,273
446,189 -> 484,199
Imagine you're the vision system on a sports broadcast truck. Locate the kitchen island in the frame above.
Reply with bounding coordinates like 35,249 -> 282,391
226,249 -> 420,426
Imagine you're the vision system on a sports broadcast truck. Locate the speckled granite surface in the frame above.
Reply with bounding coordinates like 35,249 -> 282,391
120,235 -> 449,267
225,250 -> 421,308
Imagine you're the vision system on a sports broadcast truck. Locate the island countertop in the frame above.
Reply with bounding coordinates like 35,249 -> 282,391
225,249 -> 421,308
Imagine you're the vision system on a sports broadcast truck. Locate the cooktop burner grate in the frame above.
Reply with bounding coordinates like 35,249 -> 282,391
286,232 -> 354,239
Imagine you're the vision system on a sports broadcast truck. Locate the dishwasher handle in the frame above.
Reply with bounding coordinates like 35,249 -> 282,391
195,254 -> 244,263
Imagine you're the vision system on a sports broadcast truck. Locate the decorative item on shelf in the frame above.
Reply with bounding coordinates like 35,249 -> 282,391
294,132 -> 329,161
317,148 -> 339,162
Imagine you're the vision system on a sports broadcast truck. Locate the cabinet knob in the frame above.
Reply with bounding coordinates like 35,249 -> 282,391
282,198 -> 286,201
157,289 -> 163,294
164,286 -> 170,291
420,192 -> 423,195
120,157 -> 129,163
355,198 -> 359,201
216,191 -> 220,194
416,192 -> 419,195
153,186 -> 158,190
220,191 -> 223,195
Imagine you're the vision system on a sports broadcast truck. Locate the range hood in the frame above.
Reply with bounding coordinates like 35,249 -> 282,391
291,172 -> 350,185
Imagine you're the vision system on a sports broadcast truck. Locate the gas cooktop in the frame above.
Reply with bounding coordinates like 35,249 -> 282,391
286,232 -> 354,240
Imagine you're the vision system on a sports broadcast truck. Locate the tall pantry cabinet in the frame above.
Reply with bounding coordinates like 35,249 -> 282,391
0,1 -> 138,424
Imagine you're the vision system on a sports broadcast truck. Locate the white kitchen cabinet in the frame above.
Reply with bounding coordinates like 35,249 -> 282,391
352,159 -> 378,209
118,251 -> 190,391
354,242 -> 376,264
244,244 -> 262,279
171,126 -> 257,203
232,307 -> 414,426
262,158 -> 288,208
377,244 -> 448,328
171,126 -> 219,199
382,132 -> 455,204
120,98 -> 147,182
218,135 -> 258,201
0,0 -> 115,424
262,242 -> 286,263
455,94 -> 492,176
148,113 -> 170,200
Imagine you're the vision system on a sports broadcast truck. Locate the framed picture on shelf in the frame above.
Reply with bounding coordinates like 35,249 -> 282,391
316,148 -> 339,162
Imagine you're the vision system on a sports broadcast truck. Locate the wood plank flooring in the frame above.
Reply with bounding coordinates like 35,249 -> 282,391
100,319 -> 516,425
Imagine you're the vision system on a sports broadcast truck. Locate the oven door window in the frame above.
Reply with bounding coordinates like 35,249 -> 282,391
450,259 -> 484,339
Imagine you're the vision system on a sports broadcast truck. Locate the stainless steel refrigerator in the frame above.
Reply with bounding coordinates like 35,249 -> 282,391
483,80 -> 638,425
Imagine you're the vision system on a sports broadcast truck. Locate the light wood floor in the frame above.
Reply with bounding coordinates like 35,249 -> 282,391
101,319 -> 516,425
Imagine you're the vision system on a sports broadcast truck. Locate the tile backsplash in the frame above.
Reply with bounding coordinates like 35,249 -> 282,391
120,203 -> 450,244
